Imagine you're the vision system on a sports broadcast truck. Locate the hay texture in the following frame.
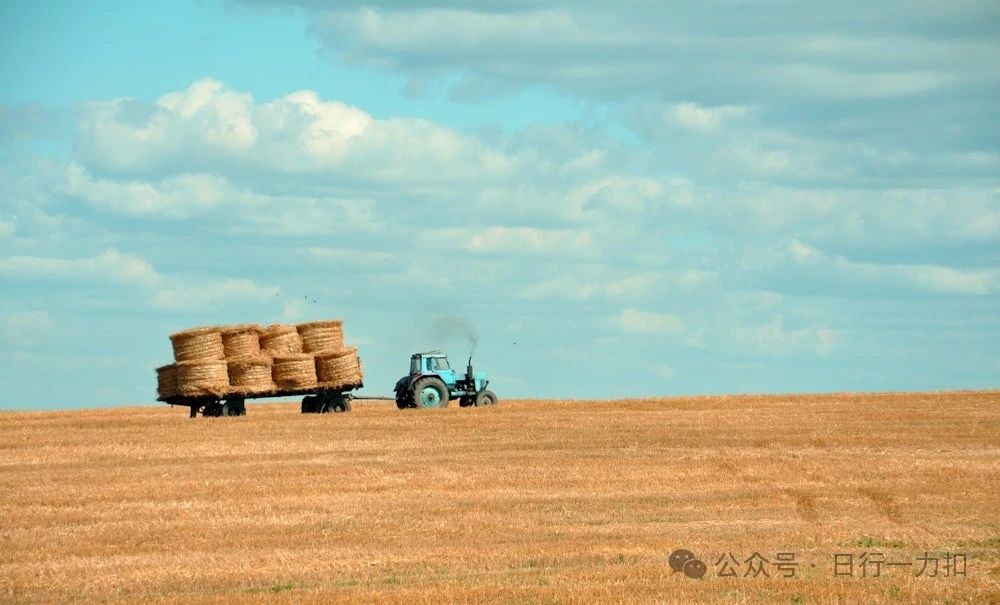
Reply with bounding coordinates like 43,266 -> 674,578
176,360 -> 229,397
260,324 -> 303,356
227,356 -> 275,395
156,364 -> 178,399
272,354 -> 317,390
315,347 -> 364,388
170,326 -> 224,362
296,320 -> 344,354
221,324 -> 262,358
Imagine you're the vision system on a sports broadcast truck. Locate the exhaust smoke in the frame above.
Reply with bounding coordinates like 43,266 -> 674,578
426,315 -> 479,356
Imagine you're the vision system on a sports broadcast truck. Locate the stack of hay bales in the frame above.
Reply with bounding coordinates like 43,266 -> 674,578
297,320 -> 363,389
166,327 -> 229,398
155,318 -> 363,400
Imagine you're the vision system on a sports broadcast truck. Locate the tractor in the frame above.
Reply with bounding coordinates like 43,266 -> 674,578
394,351 -> 497,409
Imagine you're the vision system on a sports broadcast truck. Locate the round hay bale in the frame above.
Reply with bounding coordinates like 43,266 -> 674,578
315,347 -> 364,388
221,324 -> 262,358
296,320 -> 344,354
272,354 -> 317,390
227,355 -> 275,395
156,363 -> 178,399
170,326 -> 225,362
176,360 -> 229,397
260,324 -> 303,356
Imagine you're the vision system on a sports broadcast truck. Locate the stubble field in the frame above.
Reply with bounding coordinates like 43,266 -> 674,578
1,392 -> 998,603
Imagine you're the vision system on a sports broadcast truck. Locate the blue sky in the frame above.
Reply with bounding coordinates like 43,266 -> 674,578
1,1 -> 997,409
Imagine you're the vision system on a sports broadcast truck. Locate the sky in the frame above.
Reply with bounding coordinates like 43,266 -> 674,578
0,1 -> 998,409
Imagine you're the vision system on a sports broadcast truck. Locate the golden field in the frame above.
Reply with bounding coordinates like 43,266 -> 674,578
1,392 -> 998,604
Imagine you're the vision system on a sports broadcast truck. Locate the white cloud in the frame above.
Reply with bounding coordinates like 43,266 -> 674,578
785,239 -> 1000,296
64,162 -> 230,217
75,79 -> 515,185
301,247 -> 395,266
520,271 -> 659,300
0,249 -> 278,311
471,226 -> 590,253
153,279 -> 279,311
614,308 -> 684,335
293,3 -> 997,105
0,249 -> 163,288
734,314 -> 840,355
670,103 -> 750,132
652,363 -> 675,379
0,311 -> 55,347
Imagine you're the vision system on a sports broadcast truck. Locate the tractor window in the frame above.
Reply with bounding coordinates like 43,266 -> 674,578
410,358 -> 420,374
432,357 -> 450,371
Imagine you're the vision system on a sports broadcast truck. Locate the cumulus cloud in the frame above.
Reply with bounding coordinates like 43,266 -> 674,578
744,239 -> 1000,297
264,1 -> 1000,110
0,249 -> 278,311
0,249 -> 163,288
0,311 -> 55,347
75,78 -> 515,185
614,308 -> 684,335
733,314 -> 840,356
520,271 -> 660,300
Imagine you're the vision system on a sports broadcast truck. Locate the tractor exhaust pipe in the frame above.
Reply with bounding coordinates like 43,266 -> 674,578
467,355 -> 474,385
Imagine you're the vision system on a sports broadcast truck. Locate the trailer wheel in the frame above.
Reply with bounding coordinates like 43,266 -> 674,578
318,393 -> 352,413
474,390 -> 498,407
412,377 -> 448,408
223,396 -> 246,416
301,395 -> 319,414
203,401 -> 224,417
395,390 -> 410,410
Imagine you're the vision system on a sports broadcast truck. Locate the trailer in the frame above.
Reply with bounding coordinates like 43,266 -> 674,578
159,382 -> 363,417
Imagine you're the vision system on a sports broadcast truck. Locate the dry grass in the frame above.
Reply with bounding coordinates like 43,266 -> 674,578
1,392 -> 998,604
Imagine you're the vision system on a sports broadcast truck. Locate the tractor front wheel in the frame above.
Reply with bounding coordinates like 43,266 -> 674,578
412,377 -> 449,408
475,390 -> 498,407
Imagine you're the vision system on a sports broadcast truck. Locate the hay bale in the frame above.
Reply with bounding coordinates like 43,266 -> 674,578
221,324 -> 262,359
315,347 -> 364,388
170,326 -> 225,362
176,360 -> 229,397
156,364 -> 178,399
272,354 -> 317,390
296,320 -> 344,354
227,355 -> 275,395
260,324 -> 303,356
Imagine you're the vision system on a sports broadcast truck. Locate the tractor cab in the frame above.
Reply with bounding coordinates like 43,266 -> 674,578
394,350 -> 496,409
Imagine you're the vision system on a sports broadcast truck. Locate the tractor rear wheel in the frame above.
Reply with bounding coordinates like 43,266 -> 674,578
320,393 -> 352,413
412,377 -> 449,408
475,390 -> 498,407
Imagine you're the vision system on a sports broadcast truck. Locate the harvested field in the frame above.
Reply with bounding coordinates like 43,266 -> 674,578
1,392 -> 998,604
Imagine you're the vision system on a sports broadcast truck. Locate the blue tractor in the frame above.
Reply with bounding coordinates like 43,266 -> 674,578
394,351 -> 497,409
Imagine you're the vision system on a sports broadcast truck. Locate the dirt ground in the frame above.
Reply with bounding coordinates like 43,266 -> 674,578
1,392 -> 998,603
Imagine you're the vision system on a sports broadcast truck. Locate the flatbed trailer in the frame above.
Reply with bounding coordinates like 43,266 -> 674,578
159,382 -> 364,417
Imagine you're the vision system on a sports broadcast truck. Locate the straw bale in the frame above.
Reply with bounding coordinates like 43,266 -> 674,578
272,354 -> 317,390
176,360 -> 229,397
221,324 -> 262,358
156,364 -> 178,399
296,320 -> 344,354
227,355 -> 275,395
170,326 -> 225,362
315,347 -> 364,389
260,324 -> 303,356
